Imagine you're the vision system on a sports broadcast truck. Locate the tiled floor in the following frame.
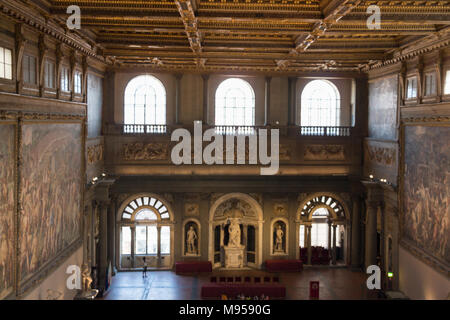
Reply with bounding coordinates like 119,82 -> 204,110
103,267 -> 379,300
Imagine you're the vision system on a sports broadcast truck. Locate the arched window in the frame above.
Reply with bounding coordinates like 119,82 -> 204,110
124,75 -> 166,125
301,80 -> 340,126
215,78 -> 255,126
119,195 -> 172,269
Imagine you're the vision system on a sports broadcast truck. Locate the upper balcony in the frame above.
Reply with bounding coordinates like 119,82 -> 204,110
103,123 -> 362,177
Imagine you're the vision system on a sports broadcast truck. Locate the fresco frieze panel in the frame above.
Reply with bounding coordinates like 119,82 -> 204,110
402,125 -> 449,273
18,123 -> 83,286
0,124 -> 16,299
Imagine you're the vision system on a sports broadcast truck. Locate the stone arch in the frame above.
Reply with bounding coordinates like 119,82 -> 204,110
297,192 -> 350,221
209,192 -> 263,222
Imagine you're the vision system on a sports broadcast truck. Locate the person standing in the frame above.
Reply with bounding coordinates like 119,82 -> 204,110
142,257 -> 148,278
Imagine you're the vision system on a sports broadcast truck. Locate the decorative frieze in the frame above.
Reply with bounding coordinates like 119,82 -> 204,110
304,144 -> 345,161
123,142 -> 169,161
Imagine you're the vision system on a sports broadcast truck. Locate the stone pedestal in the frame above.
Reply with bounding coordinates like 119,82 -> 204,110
224,245 -> 245,268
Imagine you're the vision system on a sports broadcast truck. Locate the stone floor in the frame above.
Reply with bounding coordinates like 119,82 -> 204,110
103,267 -> 380,300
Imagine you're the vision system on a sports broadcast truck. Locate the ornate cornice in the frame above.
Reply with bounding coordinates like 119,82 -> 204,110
0,0 -> 109,65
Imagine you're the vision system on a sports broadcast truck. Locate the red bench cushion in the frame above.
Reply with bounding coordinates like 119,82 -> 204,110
201,283 -> 285,299
265,259 -> 303,272
175,261 -> 212,273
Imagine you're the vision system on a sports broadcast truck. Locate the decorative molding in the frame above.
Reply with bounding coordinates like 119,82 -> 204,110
402,116 -> 450,124
304,144 -> 345,161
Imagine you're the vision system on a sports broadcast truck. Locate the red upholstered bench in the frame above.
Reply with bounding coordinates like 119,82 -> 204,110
265,259 -> 303,272
201,283 -> 285,299
175,261 -> 212,274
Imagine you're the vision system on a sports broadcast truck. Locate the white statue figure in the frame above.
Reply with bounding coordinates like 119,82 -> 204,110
228,219 -> 241,247
186,225 -> 198,254
81,263 -> 93,292
275,224 -> 284,252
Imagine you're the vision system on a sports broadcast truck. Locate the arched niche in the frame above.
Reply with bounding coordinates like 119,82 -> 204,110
270,218 -> 289,256
182,218 -> 201,257
208,193 -> 263,269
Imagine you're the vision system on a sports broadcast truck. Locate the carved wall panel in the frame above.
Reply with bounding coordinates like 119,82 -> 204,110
304,144 -> 345,161
87,143 -> 104,165
273,203 -> 287,216
364,141 -> 396,167
184,203 -> 199,216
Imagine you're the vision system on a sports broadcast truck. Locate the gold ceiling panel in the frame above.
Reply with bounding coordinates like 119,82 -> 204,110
10,0 -> 449,73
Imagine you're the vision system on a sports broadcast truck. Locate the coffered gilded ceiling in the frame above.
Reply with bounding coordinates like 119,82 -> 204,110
15,0 -> 450,72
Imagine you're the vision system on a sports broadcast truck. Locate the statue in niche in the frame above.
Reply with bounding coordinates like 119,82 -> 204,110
186,224 -> 198,255
227,219 -> 241,248
274,222 -> 285,253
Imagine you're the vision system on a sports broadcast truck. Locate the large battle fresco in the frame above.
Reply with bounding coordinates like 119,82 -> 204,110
19,123 -> 82,283
368,76 -> 398,140
403,125 -> 450,267
0,124 -> 16,299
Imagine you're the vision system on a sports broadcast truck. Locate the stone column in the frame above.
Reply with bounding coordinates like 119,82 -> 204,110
243,224 -> 248,265
365,201 -> 378,268
175,74 -> 182,124
332,224 -> 337,265
90,203 -> 97,268
264,76 -> 271,125
157,226 -> 162,268
108,199 -> 116,275
307,225 -> 312,265
288,77 -> 297,125
220,224 -> 224,247
130,226 -> 136,268
351,196 -> 361,269
327,221 -> 332,251
202,74 -> 209,124
98,201 -> 109,290
303,225 -> 307,248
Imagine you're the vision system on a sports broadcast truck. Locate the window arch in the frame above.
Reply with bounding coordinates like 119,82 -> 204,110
124,75 -> 166,125
215,78 -> 255,127
301,80 -> 340,126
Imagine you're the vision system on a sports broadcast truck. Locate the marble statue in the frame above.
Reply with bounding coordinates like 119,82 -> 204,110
186,225 -> 198,254
228,219 -> 241,247
275,224 -> 284,252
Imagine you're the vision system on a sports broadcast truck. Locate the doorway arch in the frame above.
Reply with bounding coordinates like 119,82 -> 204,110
208,193 -> 263,269
296,193 -> 350,265
116,193 -> 175,270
